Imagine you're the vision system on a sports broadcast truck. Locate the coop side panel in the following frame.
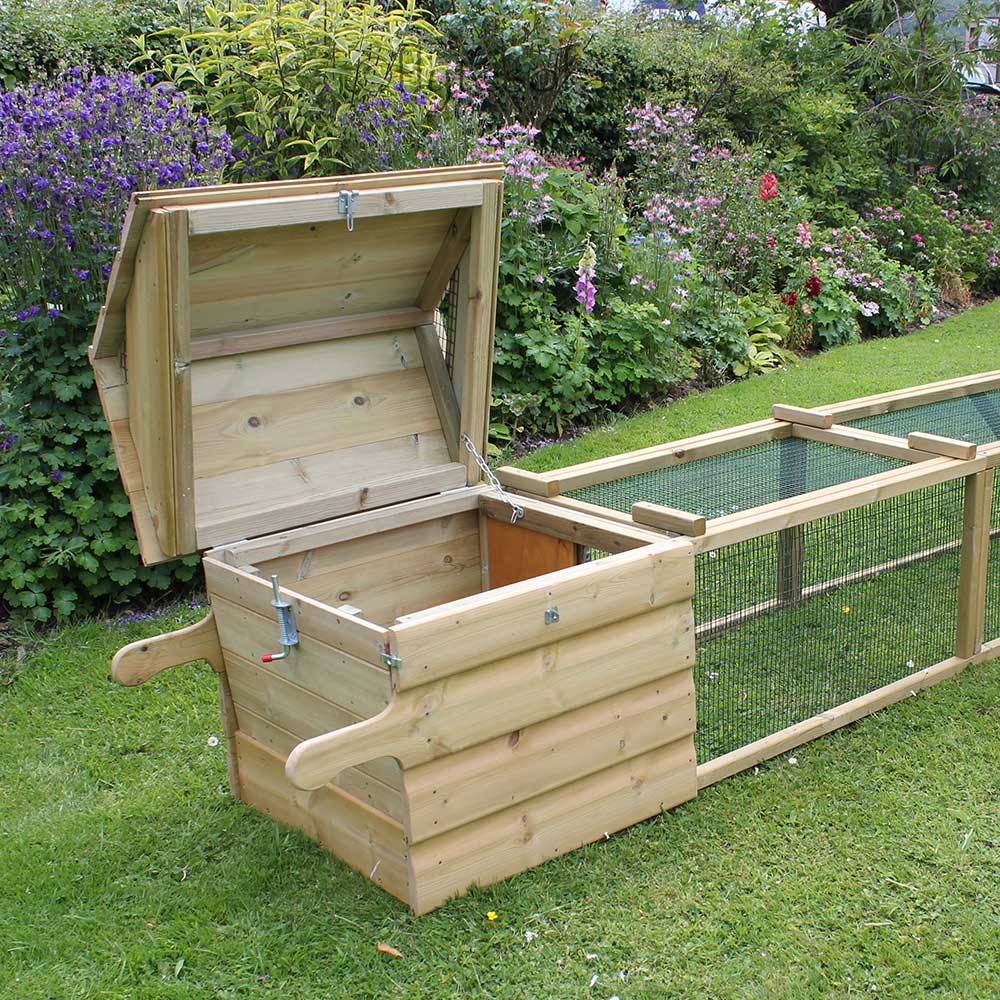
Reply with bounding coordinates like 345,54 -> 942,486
235,734 -> 409,904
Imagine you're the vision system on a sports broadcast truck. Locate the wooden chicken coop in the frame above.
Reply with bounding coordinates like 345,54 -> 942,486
89,165 -> 700,914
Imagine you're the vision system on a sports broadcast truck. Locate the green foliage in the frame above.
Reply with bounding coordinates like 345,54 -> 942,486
143,0 -> 440,178
732,295 -> 795,376
436,0 -> 595,127
0,0 -> 182,87
0,313 -> 200,623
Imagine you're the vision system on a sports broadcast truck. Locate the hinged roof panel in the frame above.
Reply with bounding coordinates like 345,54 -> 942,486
90,165 -> 504,565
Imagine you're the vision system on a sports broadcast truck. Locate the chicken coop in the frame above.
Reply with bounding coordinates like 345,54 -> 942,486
90,165 -> 701,915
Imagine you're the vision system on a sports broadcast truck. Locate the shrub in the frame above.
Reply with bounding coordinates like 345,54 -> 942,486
435,0 -> 595,127
143,0 -> 440,179
0,0 -> 183,88
0,70 -> 231,622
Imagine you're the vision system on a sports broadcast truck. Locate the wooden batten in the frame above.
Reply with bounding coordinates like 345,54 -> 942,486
631,501 -> 706,537
772,403 -> 835,429
90,168 -> 505,563
907,432 -> 978,461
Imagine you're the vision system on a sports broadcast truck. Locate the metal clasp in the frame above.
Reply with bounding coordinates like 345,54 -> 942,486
261,574 -> 299,663
339,189 -> 359,232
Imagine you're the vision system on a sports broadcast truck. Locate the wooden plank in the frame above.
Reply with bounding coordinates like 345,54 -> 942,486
407,735 -> 696,915
479,491 -> 661,554
450,247 -> 470,408
211,595 -> 391,716
907,432 -> 978,461
294,530 -> 482,625
823,370 -> 1000,422
485,519 -> 576,589
389,541 -> 695,688
112,612 -> 222,686
528,492 -> 640,529
232,705 -> 403,820
698,456 -> 985,553
224,650 -> 398,792
191,367 -> 442,479
417,207 -> 472,311
187,180 -> 486,235
696,654 -> 972,790
457,182 -> 502,481
215,487 -> 485,566
403,670 -> 695,843
775,525 -> 804,606
772,404 -> 834,429
216,665 -> 241,800
234,734 -> 409,904
189,308 -> 434,361
164,209 -> 196,554
203,557 -> 387,666
631,502 -> 706,537
125,210 -> 179,558
792,423 -> 924,463
956,469 -> 994,658
190,328 -> 422,408
194,447 -> 466,549
285,601 -> 695,788
415,324 -> 460,461
495,467 -> 560,497
546,422 -> 790,495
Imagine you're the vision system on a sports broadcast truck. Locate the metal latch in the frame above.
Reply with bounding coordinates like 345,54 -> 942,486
339,189 -> 359,232
380,652 -> 401,669
545,607 -> 560,625
261,574 -> 299,663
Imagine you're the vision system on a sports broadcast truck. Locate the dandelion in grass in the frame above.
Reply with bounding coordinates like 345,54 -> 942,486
842,606 -> 851,614
486,911 -> 498,921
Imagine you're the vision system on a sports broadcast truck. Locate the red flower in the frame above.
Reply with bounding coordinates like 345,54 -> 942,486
805,275 -> 821,298
781,291 -> 798,307
759,172 -> 778,201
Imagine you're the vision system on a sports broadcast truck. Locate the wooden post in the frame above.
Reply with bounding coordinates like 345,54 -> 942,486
956,469 -> 994,659
776,437 -> 806,605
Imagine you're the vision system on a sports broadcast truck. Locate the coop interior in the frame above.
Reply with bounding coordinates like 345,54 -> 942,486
217,494 -> 653,628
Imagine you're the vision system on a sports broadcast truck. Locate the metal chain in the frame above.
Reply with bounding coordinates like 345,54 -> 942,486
460,432 -> 524,524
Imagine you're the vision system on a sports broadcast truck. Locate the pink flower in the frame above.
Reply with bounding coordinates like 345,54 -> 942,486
795,221 -> 812,248
759,172 -> 778,201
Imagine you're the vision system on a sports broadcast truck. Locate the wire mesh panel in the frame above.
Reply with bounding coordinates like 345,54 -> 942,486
567,438 -> 905,520
436,268 -> 460,378
845,390 -> 1000,445
985,473 -> 1000,643
694,478 -> 965,763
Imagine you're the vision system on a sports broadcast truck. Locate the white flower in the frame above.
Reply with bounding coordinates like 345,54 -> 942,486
207,735 -> 220,747
589,974 -> 599,988
524,930 -> 538,943
788,756 -> 798,765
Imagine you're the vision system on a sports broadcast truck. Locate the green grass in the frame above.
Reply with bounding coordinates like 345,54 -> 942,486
4,303 -> 1000,999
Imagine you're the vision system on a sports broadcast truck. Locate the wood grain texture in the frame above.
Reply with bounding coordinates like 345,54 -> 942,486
907,431 -> 978,461
771,404 -> 835,429
486,518 -> 576,589
415,324 -> 460,461
234,734 -> 410,904
406,735 -> 696,915
203,556 -> 388,666
389,541 -> 695,688
112,612 -> 223,685
403,670 -> 695,843
285,600 -> 694,788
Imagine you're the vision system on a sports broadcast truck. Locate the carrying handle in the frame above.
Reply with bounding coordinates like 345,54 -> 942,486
112,612 -> 223,686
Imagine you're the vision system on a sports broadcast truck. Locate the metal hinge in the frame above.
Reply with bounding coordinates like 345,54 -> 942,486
339,189 -> 359,232
174,360 -> 190,377
380,652 -> 401,669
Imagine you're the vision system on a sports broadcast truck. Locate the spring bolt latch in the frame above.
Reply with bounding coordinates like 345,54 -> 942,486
261,574 -> 299,663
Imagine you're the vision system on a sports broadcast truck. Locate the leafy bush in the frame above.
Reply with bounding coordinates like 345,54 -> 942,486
144,0 -> 439,179
435,0 -> 595,127
0,0 -> 184,87
0,70 -> 231,622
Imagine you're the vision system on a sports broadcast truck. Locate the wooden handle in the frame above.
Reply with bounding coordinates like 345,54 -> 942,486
285,702 -> 416,790
112,612 -> 223,686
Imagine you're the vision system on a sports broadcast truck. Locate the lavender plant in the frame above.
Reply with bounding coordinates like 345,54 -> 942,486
0,69 -> 231,622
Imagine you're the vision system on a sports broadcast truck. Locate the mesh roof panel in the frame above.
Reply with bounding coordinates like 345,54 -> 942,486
566,437 -> 905,520
844,389 -> 1000,444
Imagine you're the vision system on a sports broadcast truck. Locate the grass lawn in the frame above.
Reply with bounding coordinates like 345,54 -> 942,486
3,303 -> 1000,999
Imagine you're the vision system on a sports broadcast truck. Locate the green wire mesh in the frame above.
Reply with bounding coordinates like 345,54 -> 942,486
566,437 -> 905,520
985,474 -> 1000,642
693,478 -> 965,763
844,389 -> 1000,444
